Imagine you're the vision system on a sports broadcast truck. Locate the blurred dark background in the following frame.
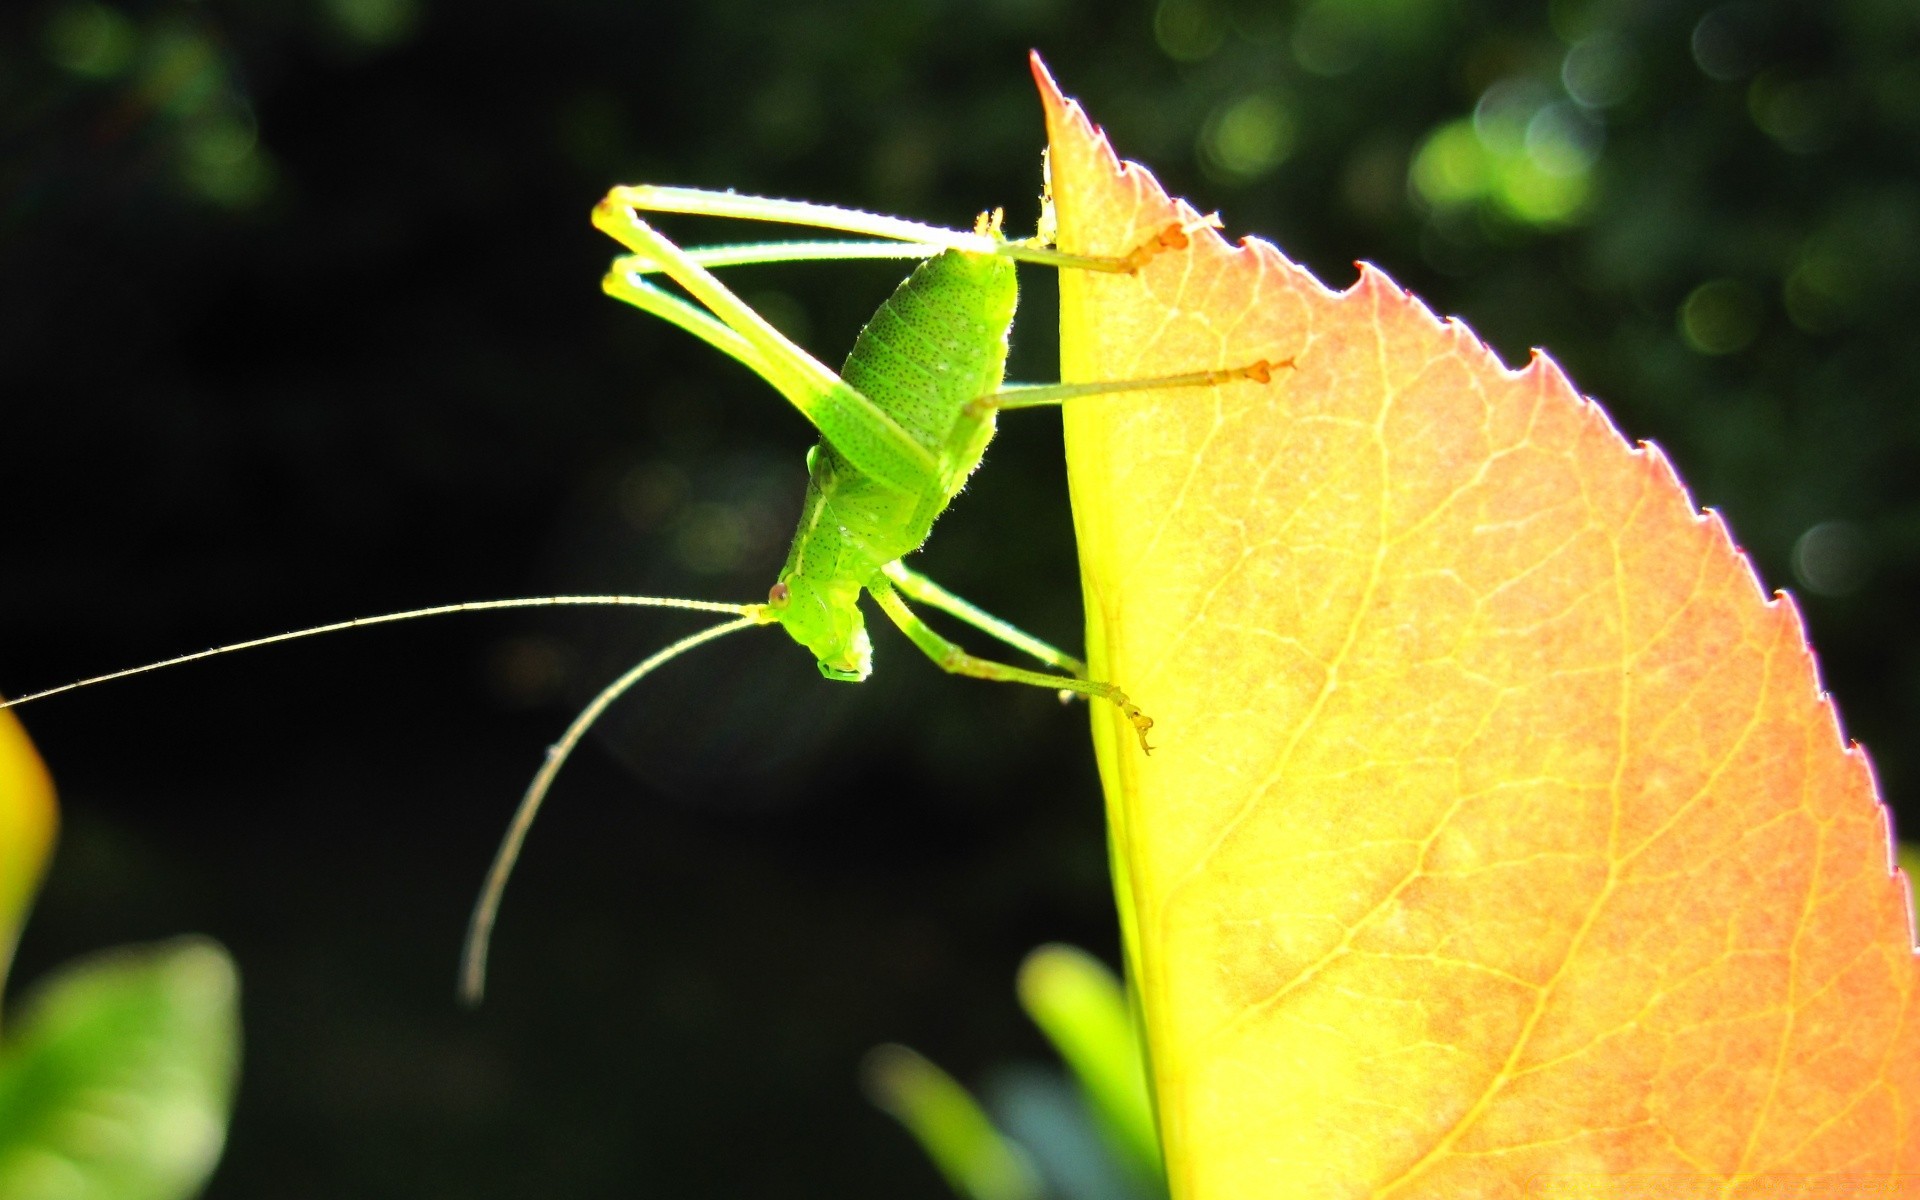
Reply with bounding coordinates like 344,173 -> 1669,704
1,0 -> 1914,1195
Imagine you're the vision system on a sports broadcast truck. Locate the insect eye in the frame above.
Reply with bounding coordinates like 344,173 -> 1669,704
768,582 -> 791,607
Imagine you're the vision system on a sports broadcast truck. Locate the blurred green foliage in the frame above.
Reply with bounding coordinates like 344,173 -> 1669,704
0,940 -> 241,1200
865,1042 -> 1045,1200
870,945 -> 1161,1200
1,716 -> 240,1200
1,0 -> 1913,1197
1013,944 -> 1158,1189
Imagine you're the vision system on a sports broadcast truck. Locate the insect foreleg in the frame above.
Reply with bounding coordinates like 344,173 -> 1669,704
880,561 -> 1086,677
866,576 -> 1153,753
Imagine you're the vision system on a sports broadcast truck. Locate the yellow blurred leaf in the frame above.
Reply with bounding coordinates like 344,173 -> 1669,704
0,709 -> 57,1016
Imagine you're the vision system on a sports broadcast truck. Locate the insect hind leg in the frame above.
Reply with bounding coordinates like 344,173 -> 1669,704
602,260 -> 775,379
603,184 -> 1004,250
593,196 -> 938,499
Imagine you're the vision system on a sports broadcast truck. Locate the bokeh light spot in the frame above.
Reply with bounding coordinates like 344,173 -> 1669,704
181,108 -> 273,209
1413,85 -> 1594,227
485,635 -> 572,709
1561,32 -> 1637,109
1692,3 -> 1764,82
675,503 -> 752,574
1525,102 -> 1602,177
1749,73 -> 1839,153
1410,120 -> 1488,208
1153,0 -> 1226,62
1791,520 -> 1872,597
42,1 -> 136,80
618,462 -> 691,533
1474,79 -> 1549,154
1783,252 -> 1859,334
1497,162 -> 1588,224
1678,279 -> 1764,354
1199,93 -> 1297,183
322,0 -> 422,49
138,27 -> 222,117
1290,2 -> 1367,77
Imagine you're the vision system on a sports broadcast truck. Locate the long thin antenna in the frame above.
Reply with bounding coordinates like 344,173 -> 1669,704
0,595 -> 767,710
458,613 -> 766,1006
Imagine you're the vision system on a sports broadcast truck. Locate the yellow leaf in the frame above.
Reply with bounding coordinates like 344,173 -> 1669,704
1037,54 -> 1920,1198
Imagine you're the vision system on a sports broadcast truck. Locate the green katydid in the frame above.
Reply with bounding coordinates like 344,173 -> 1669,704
0,179 -> 1279,1004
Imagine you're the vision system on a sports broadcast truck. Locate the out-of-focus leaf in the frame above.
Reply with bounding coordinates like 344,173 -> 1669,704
0,709 -> 57,1009
984,1064 -> 1161,1200
1037,55 -> 1920,1197
0,938 -> 241,1200
862,1042 -> 1041,1200
1015,944 -> 1159,1184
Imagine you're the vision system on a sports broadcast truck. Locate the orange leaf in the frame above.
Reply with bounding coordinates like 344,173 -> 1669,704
1036,55 -> 1920,1197
0,709 -> 57,1014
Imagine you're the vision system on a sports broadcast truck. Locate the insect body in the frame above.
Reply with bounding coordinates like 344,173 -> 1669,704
770,242 -> 1019,683
592,188 -> 1275,746
481,187 -> 1270,996
2,183 -> 1281,1003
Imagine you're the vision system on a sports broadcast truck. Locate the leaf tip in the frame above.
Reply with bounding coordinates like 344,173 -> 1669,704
1027,49 -> 1056,96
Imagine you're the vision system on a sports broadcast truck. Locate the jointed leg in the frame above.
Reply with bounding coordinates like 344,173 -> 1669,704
602,260 -> 774,380
935,359 -> 1288,473
606,185 -> 1009,252
964,359 -> 1287,420
594,197 -> 938,497
593,184 -> 1267,493
600,185 -> 1215,281
867,576 -> 1153,753
595,198 -> 850,410
881,560 -> 1086,677
631,240 -> 941,273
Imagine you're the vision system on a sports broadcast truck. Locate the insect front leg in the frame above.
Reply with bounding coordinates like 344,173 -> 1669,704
866,574 -> 1153,753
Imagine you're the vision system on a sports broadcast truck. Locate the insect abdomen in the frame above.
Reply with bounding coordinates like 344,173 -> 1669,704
839,249 -> 1017,467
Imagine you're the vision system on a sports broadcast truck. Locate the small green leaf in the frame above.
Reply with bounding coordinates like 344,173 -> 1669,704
1016,944 -> 1160,1184
0,938 -> 241,1200
862,1043 -> 1041,1200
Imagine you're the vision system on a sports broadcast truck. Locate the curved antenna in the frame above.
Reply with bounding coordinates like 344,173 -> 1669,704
0,595 -> 767,710
458,612 -> 766,1006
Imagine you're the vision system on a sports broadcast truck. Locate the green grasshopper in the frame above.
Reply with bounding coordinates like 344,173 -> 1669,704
1,181 -> 1278,1002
